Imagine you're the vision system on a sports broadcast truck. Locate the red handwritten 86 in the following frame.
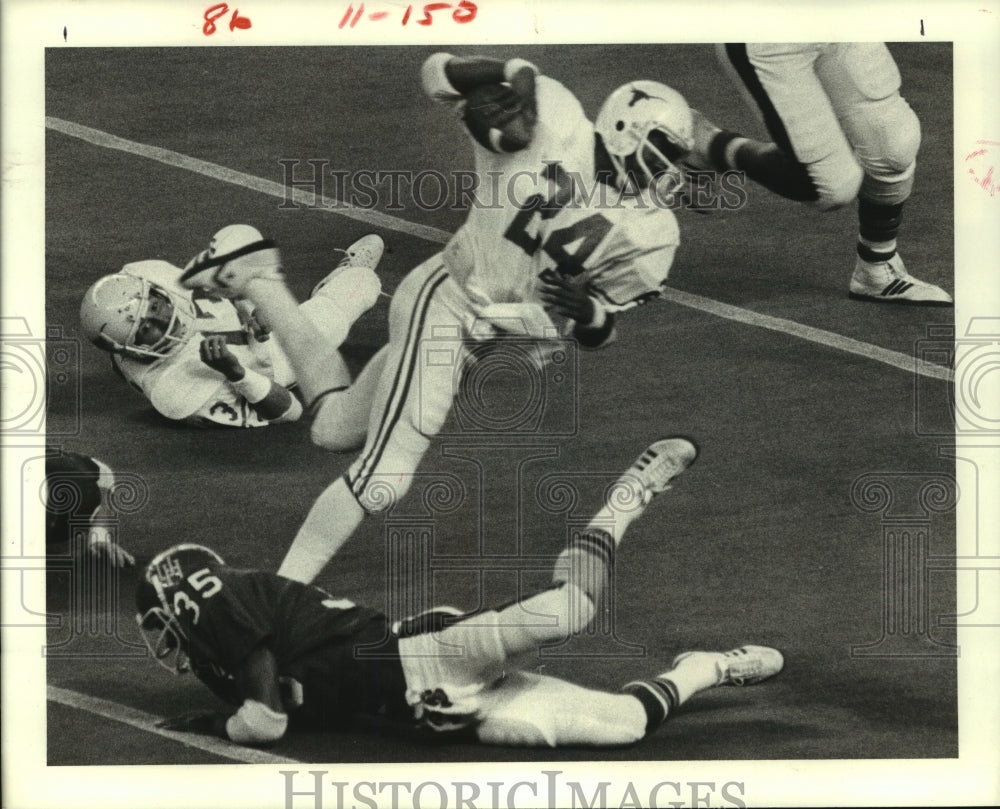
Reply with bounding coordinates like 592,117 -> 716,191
339,1 -> 477,29
203,3 -> 252,35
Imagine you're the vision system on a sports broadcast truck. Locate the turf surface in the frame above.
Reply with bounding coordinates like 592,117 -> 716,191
43,44 -> 956,764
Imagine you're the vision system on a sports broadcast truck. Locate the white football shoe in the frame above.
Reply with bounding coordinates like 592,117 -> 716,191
619,437 -> 699,507
180,224 -> 284,298
672,645 -> 785,687
848,254 -> 952,306
311,234 -> 385,298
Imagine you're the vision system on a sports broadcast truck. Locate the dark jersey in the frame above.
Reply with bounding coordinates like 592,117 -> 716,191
45,449 -> 103,548
172,565 -> 411,728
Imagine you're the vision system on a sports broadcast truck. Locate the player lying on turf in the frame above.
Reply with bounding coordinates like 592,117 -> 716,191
138,437 -> 783,748
79,228 -> 384,428
181,54 -> 701,584
685,42 -> 951,305
45,446 -> 134,568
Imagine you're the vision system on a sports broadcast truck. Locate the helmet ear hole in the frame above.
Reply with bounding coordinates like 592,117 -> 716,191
594,80 -> 694,194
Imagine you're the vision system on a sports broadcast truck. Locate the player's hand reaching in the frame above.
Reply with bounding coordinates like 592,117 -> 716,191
539,270 -> 596,324
199,335 -> 245,381
87,538 -> 135,568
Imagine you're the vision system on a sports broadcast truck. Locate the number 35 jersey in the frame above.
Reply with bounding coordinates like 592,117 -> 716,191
428,71 -> 679,331
176,565 -> 408,725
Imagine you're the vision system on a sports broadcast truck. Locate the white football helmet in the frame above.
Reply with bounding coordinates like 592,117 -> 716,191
595,80 -> 695,205
80,273 -> 195,361
135,543 -> 226,675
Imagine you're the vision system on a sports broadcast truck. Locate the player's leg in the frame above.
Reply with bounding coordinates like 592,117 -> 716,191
476,644 -> 784,747
277,256 -> 460,583
268,235 -> 386,388
493,438 -> 699,657
181,227 -> 384,404
622,645 -> 784,739
816,43 -> 951,305
693,43 -> 863,211
309,345 -> 389,452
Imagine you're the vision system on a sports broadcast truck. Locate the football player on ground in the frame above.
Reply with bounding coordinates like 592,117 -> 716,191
686,42 -> 951,305
138,438 -> 784,748
45,446 -> 134,567
79,228 -> 384,428
181,54 -> 698,583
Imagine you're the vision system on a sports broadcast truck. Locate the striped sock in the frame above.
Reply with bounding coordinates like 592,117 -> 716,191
622,678 -> 680,734
858,200 -> 904,262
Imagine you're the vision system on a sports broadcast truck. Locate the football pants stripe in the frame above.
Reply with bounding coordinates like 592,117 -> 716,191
350,265 -> 450,502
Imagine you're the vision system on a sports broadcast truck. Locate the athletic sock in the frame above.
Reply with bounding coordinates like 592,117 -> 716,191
621,678 -> 680,734
857,200 -> 904,262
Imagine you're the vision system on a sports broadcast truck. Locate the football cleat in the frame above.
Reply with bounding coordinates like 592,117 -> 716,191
180,224 -> 284,298
848,254 -> 952,306
311,234 -> 385,298
672,645 -> 785,687
620,436 -> 699,506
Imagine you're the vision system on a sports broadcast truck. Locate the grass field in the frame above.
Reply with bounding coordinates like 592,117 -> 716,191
40,43 -> 958,766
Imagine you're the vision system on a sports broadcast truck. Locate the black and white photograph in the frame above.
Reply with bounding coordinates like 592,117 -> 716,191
2,1 -> 998,807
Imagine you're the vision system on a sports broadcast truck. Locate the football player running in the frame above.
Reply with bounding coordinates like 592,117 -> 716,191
181,54 -> 697,583
79,227 -> 384,428
687,42 -> 951,305
138,438 -> 783,748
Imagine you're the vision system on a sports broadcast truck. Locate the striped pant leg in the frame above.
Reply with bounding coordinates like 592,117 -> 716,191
719,42 -> 864,209
345,254 -> 466,513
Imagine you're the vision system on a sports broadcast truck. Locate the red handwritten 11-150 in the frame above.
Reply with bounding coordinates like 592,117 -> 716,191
339,2 -> 478,28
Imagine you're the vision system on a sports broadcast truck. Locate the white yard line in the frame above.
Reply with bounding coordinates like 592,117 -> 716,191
46,116 -> 954,383
47,685 -> 302,765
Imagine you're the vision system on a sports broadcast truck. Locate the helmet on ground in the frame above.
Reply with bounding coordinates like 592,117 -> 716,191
135,543 -> 225,674
594,80 -> 694,204
80,273 -> 195,361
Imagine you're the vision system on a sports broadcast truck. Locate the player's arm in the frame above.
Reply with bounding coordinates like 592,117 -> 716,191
199,335 -> 302,423
422,53 -> 538,151
86,458 -> 135,568
158,643 -> 288,745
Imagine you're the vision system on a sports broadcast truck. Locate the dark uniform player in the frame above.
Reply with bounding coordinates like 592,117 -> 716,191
45,447 -> 134,567
138,439 -> 784,748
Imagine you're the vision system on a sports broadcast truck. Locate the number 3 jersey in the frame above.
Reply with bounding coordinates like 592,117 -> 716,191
175,565 -> 411,727
424,62 -> 680,337
111,260 -> 283,427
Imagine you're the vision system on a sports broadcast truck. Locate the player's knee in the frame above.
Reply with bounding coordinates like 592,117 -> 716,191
813,160 -> 864,211
864,100 -> 921,177
309,391 -> 368,452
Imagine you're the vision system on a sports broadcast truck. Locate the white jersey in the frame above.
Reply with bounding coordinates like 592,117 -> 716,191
425,65 -> 679,338
112,260 -> 280,427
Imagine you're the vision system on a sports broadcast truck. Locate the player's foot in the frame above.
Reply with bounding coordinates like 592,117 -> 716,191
672,645 -> 784,687
180,224 -> 284,298
683,108 -> 723,171
848,254 -> 952,306
620,437 -> 699,506
311,234 -> 385,298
